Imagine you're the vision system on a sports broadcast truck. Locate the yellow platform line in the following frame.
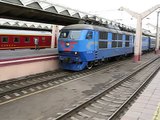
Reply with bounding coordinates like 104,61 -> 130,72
153,103 -> 160,120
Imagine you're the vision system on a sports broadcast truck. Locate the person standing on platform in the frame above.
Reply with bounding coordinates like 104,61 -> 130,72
34,38 -> 39,50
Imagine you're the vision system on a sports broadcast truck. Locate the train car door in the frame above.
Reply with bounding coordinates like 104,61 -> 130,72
86,30 -> 97,60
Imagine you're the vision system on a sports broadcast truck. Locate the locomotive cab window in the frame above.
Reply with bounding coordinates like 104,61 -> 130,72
59,31 -> 69,38
86,31 -> 93,40
69,31 -> 81,40
14,37 -> 20,43
1,37 -> 8,43
25,37 -> 30,43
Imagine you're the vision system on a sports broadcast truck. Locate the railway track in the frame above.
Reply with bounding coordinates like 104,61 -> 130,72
54,56 -> 160,120
0,57 -> 131,105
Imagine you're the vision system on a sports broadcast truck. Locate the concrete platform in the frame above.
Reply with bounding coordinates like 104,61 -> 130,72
0,48 -> 58,61
0,48 -> 59,81
121,70 -> 160,120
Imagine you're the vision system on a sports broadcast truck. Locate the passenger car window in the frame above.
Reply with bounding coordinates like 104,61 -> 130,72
1,37 -> 8,43
14,37 -> 20,43
86,31 -> 93,40
25,37 -> 30,43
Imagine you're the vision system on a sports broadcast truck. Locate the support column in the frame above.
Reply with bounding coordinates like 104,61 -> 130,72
155,12 -> 160,54
134,17 -> 142,62
51,25 -> 59,48
119,5 -> 160,62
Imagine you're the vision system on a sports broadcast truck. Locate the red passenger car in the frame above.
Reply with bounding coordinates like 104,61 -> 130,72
0,29 -> 52,50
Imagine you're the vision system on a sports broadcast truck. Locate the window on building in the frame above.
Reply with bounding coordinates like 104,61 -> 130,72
99,32 -> 108,40
99,41 -> 108,48
14,37 -> 20,43
1,37 -> 8,43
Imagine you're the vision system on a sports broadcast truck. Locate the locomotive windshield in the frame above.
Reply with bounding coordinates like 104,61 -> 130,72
59,30 -> 81,40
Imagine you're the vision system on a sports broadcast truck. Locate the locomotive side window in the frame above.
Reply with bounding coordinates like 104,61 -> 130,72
126,35 -> 130,41
99,41 -> 108,48
99,32 -> 108,40
25,37 -> 30,43
14,37 -> 20,43
125,35 -> 130,47
118,34 -> 122,40
125,42 -> 130,47
1,37 -> 8,43
86,31 -> 93,40
111,33 -> 122,48
118,41 -> 122,47
99,31 -> 108,49
112,33 -> 117,40
112,41 -> 117,48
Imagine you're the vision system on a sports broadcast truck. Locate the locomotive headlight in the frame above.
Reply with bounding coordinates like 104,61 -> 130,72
66,42 -> 70,47
74,52 -> 78,55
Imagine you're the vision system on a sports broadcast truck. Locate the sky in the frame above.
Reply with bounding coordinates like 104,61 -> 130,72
46,0 -> 160,32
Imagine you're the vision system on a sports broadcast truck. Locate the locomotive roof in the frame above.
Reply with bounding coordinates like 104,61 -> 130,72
62,24 -> 133,35
0,29 -> 51,36
63,24 -> 112,31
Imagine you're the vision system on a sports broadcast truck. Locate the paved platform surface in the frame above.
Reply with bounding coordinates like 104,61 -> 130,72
0,48 -> 58,60
121,70 -> 160,120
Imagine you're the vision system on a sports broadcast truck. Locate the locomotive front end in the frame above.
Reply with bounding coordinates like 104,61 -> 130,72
58,24 -> 96,71
58,29 -> 87,71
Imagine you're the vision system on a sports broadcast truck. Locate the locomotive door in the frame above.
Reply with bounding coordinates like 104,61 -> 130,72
86,30 -> 97,60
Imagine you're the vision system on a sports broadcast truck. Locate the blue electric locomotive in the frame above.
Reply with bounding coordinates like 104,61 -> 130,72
58,24 -> 155,71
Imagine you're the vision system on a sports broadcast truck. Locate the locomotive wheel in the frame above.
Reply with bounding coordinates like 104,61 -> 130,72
87,62 -> 93,69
